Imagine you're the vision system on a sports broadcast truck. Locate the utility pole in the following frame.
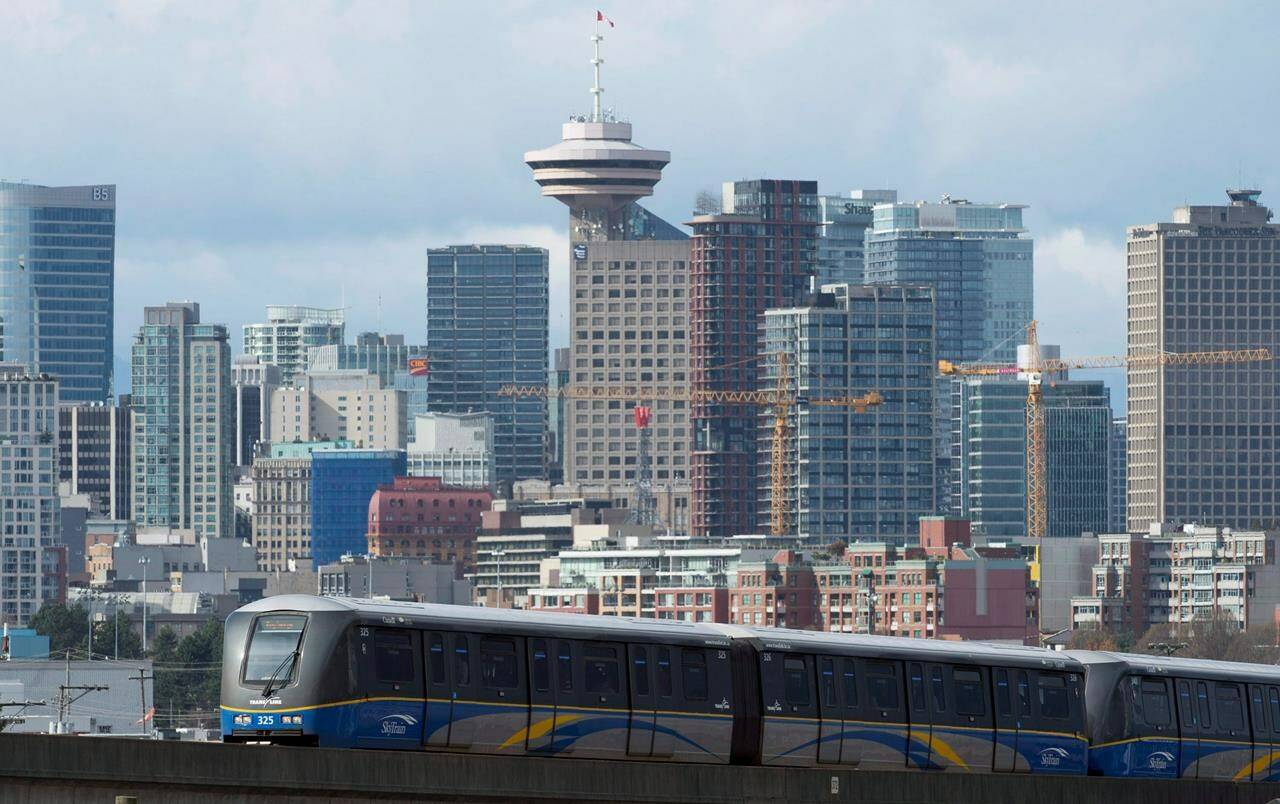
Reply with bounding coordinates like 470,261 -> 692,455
0,699 -> 46,732
130,669 -> 152,736
56,650 -> 108,734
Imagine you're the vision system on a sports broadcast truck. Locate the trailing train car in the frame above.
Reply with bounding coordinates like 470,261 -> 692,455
1071,651 -> 1280,781
220,595 -> 1087,775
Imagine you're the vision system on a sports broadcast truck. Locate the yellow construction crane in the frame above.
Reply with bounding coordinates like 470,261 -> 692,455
939,320 -> 1272,542
499,352 -> 884,537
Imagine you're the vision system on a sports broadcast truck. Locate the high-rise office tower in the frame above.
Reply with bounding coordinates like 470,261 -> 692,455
310,332 -> 430,438
816,190 -> 897,286
762,284 -> 935,542
958,354 -> 1110,539
231,355 -> 281,469
865,195 -> 1034,514
0,182 -> 116,403
425,245 -> 547,484
1127,190 -> 1280,531
547,347 -> 570,484
1108,417 -> 1127,533
130,302 -> 233,540
58,396 -> 132,519
0,365 -> 61,626
688,179 -> 819,539
243,305 -> 344,385
271,371 -> 406,450
525,33 -> 691,520
310,448 -> 405,565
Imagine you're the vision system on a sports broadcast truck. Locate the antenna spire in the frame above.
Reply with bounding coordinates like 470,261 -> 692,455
590,21 -> 604,121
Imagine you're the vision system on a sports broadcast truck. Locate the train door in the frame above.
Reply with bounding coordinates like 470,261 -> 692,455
947,665 -> 995,772
650,647 -> 676,757
1175,678 -> 1200,777
445,633 -> 477,749
572,642 -> 629,759
1265,686 -> 1280,781
469,636 -> 527,754
816,656 -> 843,764
759,651 -> 819,766
859,659 -> 908,770
1248,684 -> 1272,781
1197,680 -> 1249,780
526,638 -> 554,754
627,644 -> 656,757
992,668 -> 1018,772
906,661 -> 932,769
1127,676 -> 1177,778
424,631 -> 451,748
356,627 -> 424,749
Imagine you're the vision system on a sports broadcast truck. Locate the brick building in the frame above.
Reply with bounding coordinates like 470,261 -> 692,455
366,477 -> 492,576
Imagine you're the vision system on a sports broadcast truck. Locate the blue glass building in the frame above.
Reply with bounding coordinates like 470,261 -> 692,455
0,182 -> 116,402
310,449 -> 405,565
426,245 -> 548,484
762,284 -> 936,544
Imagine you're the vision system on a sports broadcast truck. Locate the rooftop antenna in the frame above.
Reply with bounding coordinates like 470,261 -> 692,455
590,13 -> 609,122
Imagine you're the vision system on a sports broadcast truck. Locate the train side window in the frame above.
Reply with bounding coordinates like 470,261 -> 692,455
632,647 -> 650,697
1038,673 -> 1068,719
557,641 -> 574,693
585,645 -> 620,694
428,634 -> 446,685
1140,679 -> 1171,727
1215,684 -> 1244,732
909,663 -> 926,712
930,666 -> 947,713
656,648 -> 673,697
953,668 -> 984,716
531,640 -> 550,692
868,661 -> 899,710
994,669 -> 1012,717
682,649 -> 708,701
841,659 -> 858,708
1269,687 -> 1280,733
1016,671 -> 1032,716
452,634 -> 470,687
1196,682 -> 1212,728
375,630 -> 415,683
480,638 -> 517,689
783,657 -> 810,706
819,658 -> 837,708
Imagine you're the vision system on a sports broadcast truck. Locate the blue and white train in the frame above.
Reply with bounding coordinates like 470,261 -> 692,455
219,595 -> 1280,781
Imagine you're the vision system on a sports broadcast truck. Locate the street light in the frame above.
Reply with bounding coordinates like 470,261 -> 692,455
1147,641 -> 1188,657
138,557 -> 151,653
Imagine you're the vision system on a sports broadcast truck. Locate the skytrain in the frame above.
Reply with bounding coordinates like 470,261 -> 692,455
220,595 -> 1280,781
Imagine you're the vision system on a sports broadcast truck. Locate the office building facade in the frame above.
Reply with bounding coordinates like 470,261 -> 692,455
57,396 -> 131,520
1108,416 -> 1127,533
0,182 -> 116,403
406,412 -> 494,488
309,449 -> 405,565
243,305 -> 344,385
231,355 -> 281,468
958,375 -> 1110,538
130,303 -> 233,540
1126,190 -> 1280,531
425,245 -> 548,484
762,284 -> 935,543
547,346 -> 570,484
366,476 -> 493,575
815,190 -> 896,286
307,332 -> 426,389
250,440 -> 351,571
270,371 -> 406,450
0,366 -> 62,626
689,179 -> 819,539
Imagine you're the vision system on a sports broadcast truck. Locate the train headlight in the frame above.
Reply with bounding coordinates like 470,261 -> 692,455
234,714 -> 251,726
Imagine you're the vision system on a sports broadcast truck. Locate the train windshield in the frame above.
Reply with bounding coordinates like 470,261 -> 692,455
244,614 -> 307,684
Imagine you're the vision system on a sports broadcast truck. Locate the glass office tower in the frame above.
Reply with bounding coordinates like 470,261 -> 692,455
0,182 -> 116,402
426,245 -> 548,484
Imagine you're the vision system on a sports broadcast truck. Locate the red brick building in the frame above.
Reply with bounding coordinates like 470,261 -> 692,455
730,549 -> 818,629
366,477 -> 492,575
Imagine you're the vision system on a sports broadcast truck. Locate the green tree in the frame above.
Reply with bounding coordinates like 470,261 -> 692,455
178,619 -> 224,727
91,611 -> 144,660
28,601 -> 89,657
149,626 -> 183,730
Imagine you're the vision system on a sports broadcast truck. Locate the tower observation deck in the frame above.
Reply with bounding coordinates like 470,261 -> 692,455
524,27 -> 675,241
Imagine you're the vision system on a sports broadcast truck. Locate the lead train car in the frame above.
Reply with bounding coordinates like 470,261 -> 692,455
221,596 -> 1088,774
1071,650 -> 1280,781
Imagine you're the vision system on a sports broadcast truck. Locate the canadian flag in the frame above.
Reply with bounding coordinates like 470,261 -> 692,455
596,10 -> 614,27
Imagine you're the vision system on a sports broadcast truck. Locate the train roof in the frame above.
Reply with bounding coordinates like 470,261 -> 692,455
234,595 -> 734,647
721,625 -> 1085,670
1067,650 -> 1280,684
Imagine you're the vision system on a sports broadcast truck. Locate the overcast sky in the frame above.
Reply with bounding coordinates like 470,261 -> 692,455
4,1 -> 1276,410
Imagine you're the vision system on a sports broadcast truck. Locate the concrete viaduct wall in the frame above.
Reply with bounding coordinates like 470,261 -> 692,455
2,734 -> 1280,804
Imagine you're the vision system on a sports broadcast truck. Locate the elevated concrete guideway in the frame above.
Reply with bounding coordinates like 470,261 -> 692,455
2,735 -> 1279,804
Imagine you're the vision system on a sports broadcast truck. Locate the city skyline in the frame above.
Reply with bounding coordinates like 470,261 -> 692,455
3,3 -> 1276,414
